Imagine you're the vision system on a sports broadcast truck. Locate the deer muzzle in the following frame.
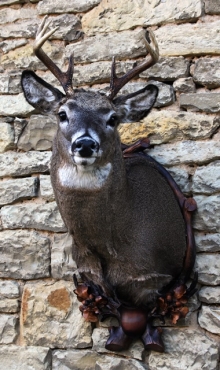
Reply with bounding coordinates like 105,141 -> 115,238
71,136 -> 100,158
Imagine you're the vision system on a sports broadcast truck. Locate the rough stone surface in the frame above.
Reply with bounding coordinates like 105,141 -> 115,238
0,177 -> 38,206
53,349 -> 146,370
92,328 -> 144,361
51,233 -> 77,280
205,0 -> 220,14
194,253 -> 220,285
0,7 -> 37,24
0,20 -> 39,39
18,114 -> 57,151
173,77 -> 196,93
0,151 -> 51,178
148,139 -> 220,166
154,21 -> 220,56
198,306 -> 220,335
148,328 -> 218,370
0,315 -> 18,344
73,60 -> 135,86
180,92 -> 220,113
140,57 -> 190,81
40,175 -> 55,201
0,230 -> 50,279
119,111 -> 219,145
37,0 -> 101,14
195,233 -> 220,252
199,286 -> 220,304
192,57 -> 220,88
0,122 -> 15,152
1,202 -> 66,232
1,42 -> 61,71
0,39 -> 27,54
0,346 -> 52,370
166,166 -> 190,194
82,0 -> 202,34
192,161 -> 220,194
21,280 -> 92,348
193,195 -> 220,233
0,281 -> 20,313
0,94 -> 34,117
65,29 -> 149,63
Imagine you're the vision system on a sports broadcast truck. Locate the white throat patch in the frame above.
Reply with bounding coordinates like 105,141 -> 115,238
58,162 -> 112,190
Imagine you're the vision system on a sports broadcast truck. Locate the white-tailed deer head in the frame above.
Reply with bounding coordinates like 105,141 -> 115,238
21,17 -> 197,353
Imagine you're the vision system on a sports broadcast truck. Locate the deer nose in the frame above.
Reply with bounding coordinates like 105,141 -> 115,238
72,137 -> 99,157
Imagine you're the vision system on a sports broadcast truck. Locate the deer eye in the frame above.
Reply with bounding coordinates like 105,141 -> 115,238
58,111 -> 67,122
107,114 -> 118,128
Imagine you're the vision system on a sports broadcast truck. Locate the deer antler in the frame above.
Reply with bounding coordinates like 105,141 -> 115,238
33,16 -> 74,95
108,29 -> 159,100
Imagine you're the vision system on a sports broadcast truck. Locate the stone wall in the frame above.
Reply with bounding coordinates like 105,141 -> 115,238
0,0 -> 220,369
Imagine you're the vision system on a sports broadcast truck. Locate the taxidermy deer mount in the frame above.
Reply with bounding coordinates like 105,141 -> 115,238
21,16 -> 197,352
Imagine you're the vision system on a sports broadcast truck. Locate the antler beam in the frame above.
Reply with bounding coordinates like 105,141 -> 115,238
33,16 -> 74,95
108,29 -> 159,100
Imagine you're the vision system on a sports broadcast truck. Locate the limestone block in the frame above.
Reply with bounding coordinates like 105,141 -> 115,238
199,286 -> 220,304
0,7 -> 37,24
194,253 -> 220,285
173,77 -> 196,93
154,21 -> 220,56
92,327 -> 145,361
0,177 -> 38,206
82,0 -> 202,35
0,346 -> 51,370
51,233 -> 77,280
0,39 -> 27,54
192,57 -> 220,88
65,29 -> 148,64
0,315 -> 18,344
148,140 -> 220,166
119,111 -> 219,145
1,42 -> 61,71
0,281 -> 20,313
18,115 -> 57,151
166,166 -> 190,194
0,122 -> 14,152
140,57 -> 189,81
8,73 -> 23,94
0,230 -> 50,279
0,94 -> 34,117
205,0 -> 220,14
40,175 -> 55,201
192,161 -> 220,194
74,60 -> 135,86
198,306 -> 220,335
193,195 -> 220,233
44,14 -> 81,42
0,19 -> 39,39
0,281 -> 19,298
195,233 -> 220,252
53,349 -> 146,370
0,0 -> 24,4
1,202 -> 66,232
0,151 -> 51,178
21,280 -> 92,348
0,76 -> 8,93
180,92 -> 220,113
14,118 -> 27,144
37,0 -> 101,14
148,328 -> 218,370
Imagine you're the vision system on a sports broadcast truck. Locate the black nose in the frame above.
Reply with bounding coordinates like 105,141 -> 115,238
72,137 -> 99,157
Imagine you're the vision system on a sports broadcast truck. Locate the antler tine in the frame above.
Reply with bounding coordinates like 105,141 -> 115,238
33,16 -> 74,95
108,29 -> 159,100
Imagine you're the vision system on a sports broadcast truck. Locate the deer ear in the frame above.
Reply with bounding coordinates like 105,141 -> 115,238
113,84 -> 158,123
21,70 -> 65,114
